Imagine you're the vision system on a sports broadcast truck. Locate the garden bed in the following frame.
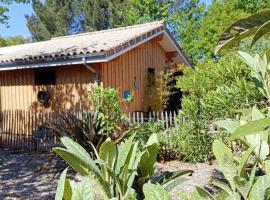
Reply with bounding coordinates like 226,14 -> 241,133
0,149 -> 218,200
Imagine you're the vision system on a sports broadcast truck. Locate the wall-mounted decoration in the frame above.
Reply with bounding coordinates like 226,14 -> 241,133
134,81 -> 139,89
37,90 -> 51,104
124,90 -> 131,99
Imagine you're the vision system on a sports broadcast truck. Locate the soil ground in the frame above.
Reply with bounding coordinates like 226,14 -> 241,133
0,149 -> 218,200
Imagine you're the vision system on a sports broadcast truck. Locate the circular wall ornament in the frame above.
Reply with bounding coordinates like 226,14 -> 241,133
124,90 -> 131,99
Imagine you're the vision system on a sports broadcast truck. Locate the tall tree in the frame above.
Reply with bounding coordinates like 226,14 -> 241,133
26,0 -> 75,41
169,0 -> 205,64
26,0 -> 129,41
126,0 -> 205,64
0,35 -> 31,47
126,0 -> 172,25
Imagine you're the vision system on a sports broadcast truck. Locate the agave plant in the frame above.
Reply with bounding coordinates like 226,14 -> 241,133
215,10 -> 270,54
54,135 -> 192,200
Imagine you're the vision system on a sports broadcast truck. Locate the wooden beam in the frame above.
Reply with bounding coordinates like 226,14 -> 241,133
166,51 -> 178,58
150,35 -> 163,43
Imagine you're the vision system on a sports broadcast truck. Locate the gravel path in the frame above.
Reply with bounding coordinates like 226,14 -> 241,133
0,149 -> 218,199
156,161 -> 219,199
0,149 -> 67,200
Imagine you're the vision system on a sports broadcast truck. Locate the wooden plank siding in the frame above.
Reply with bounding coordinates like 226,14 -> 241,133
0,64 -> 99,112
102,39 -> 168,112
0,39 -> 168,113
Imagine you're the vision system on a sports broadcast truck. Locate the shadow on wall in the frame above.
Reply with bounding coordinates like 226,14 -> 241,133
30,83 -> 91,112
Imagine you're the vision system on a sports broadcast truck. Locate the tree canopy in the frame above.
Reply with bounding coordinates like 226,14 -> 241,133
20,0 -> 270,63
26,0 -> 129,41
0,35 -> 31,47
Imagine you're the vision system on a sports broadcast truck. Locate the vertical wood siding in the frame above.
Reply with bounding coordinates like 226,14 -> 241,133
0,40 -> 169,113
101,39 -> 168,112
0,65 -> 97,111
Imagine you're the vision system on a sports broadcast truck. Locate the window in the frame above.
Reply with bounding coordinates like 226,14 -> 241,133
34,68 -> 56,85
147,67 -> 155,87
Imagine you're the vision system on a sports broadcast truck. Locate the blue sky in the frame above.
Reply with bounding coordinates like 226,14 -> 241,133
0,0 -> 212,37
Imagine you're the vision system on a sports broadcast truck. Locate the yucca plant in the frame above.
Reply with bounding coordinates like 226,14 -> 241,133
54,135 -> 192,200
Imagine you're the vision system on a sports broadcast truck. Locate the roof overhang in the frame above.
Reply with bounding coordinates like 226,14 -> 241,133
0,30 -> 191,71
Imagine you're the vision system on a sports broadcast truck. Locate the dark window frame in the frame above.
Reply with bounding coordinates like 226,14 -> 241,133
34,68 -> 56,85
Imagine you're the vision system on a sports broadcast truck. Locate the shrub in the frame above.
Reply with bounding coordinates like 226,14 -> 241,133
171,53 -> 263,162
46,84 -> 131,151
88,84 -> 128,136
133,121 -> 164,146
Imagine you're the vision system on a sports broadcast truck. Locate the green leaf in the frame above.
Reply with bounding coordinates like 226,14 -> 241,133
215,10 -> 270,54
71,177 -> 95,200
55,168 -> 68,200
251,20 -> 270,47
238,147 -> 254,178
163,177 -> 187,192
249,175 -> 270,200
265,160 -> 270,175
211,179 -> 232,196
143,183 -> 171,200
139,138 -> 158,178
212,140 -> 237,187
155,170 -> 193,186
195,186 -> 215,200
60,137 -> 94,167
251,107 -> 265,121
53,148 -> 89,176
53,147 -> 111,198
115,135 -> 135,175
215,120 -> 240,133
237,51 -> 256,71
230,117 -> 270,140
99,140 -> 117,181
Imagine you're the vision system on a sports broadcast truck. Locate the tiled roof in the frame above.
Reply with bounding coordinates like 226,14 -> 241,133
0,21 -> 165,64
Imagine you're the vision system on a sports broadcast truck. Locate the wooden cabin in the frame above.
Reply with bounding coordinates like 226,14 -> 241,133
0,21 -> 190,113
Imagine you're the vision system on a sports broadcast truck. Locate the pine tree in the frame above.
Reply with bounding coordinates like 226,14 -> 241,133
26,0 -> 129,41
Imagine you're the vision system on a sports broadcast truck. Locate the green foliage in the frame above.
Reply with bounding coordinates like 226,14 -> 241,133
26,0 -> 129,41
126,0 -> 171,25
54,135 -> 191,199
158,123 -> 226,163
133,121 -> 164,147
215,9 -> 270,54
177,54 -> 261,122
190,109 -> 270,200
143,183 -> 170,200
237,51 -> 270,104
88,84 -> 127,138
149,69 -> 177,111
216,107 -> 270,162
172,54 -> 262,162
0,35 -> 31,47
